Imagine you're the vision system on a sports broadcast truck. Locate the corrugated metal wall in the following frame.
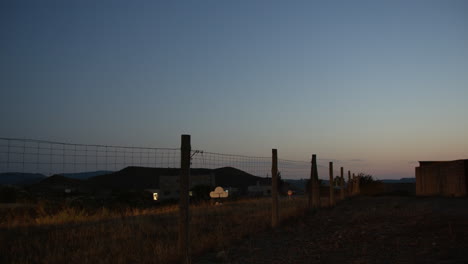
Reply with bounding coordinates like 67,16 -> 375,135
416,160 -> 467,197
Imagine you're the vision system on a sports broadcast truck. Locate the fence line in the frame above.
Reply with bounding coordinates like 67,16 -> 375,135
0,135 -> 363,264
0,138 -> 327,180
0,137 -> 358,187
0,137 -> 180,176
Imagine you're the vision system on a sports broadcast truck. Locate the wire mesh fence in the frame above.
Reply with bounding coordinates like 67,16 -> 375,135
190,150 -> 271,177
189,152 -> 337,180
0,138 -> 180,176
0,136 -> 361,264
0,137 -> 343,181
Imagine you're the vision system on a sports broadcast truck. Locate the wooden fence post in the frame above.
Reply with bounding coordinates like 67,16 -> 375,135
352,173 -> 356,195
308,155 -> 313,208
340,167 -> 344,200
357,174 -> 361,195
309,154 -> 315,209
348,170 -> 352,196
272,149 -> 279,228
179,135 -> 191,264
311,154 -> 320,208
329,162 -> 334,207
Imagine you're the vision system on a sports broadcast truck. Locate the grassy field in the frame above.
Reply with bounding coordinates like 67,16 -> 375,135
0,196 -> 309,264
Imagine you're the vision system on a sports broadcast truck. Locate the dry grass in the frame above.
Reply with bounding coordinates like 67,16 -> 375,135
0,196 -> 308,264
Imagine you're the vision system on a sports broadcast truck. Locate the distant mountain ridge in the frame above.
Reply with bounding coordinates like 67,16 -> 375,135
87,166 -> 262,191
0,170 -> 113,185
0,172 -> 46,185
62,171 -> 113,180
380,178 -> 415,183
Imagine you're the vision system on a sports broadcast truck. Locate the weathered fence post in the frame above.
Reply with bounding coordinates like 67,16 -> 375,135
340,167 -> 345,200
348,170 -> 352,196
352,173 -> 356,195
308,155 -> 313,209
311,154 -> 320,208
272,149 -> 279,228
179,135 -> 191,264
309,154 -> 318,209
329,162 -> 335,207
356,174 -> 361,195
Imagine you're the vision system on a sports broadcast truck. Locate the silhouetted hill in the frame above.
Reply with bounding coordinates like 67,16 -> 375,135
86,166 -> 263,191
30,175 -> 87,191
381,178 -> 416,183
88,166 -> 163,190
39,175 -> 84,186
87,166 -> 215,190
62,171 -> 113,180
213,167 -> 263,190
0,172 -> 46,185
18,166 -> 265,194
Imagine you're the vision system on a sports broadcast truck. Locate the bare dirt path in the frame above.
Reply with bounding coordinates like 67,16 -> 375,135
196,196 -> 468,264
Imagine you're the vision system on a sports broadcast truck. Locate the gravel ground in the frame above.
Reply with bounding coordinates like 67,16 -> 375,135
196,196 -> 468,264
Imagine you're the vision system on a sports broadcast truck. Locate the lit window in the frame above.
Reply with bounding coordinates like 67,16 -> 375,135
153,193 -> 158,201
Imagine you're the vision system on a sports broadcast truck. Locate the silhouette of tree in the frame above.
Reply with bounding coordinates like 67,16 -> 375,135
357,173 -> 378,185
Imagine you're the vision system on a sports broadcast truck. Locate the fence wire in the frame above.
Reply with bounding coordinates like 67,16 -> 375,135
190,151 -> 313,180
0,138 -> 179,176
0,137 -> 344,181
190,150 -> 270,177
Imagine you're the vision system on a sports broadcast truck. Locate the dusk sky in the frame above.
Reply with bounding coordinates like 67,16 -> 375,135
1,0 -> 467,179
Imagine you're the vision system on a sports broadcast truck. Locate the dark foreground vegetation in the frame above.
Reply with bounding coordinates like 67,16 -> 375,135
0,196 -> 307,264
1,180 -> 465,264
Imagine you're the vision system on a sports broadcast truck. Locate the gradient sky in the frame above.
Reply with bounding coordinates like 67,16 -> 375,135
1,0 -> 467,179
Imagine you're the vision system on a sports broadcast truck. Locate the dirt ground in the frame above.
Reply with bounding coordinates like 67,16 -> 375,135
196,196 -> 468,264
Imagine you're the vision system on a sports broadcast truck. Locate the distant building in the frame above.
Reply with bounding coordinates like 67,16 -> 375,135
224,187 -> 239,196
415,160 -> 468,197
157,173 -> 215,200
248,180 -> 272,196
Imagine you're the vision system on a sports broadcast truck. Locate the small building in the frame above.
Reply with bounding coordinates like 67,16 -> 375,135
158,173 -> 215,200
248,180 -> 272,196
224,187 -> 239,196
415,160 -> 468,197
145,189 -> 160,201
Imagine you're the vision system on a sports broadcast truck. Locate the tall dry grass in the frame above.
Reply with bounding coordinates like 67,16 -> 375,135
0,196 -> 308,264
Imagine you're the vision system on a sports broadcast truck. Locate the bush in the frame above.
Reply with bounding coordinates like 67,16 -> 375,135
358,173 -> 378,185
0,186 -> 18,203
0,186 -> 31,203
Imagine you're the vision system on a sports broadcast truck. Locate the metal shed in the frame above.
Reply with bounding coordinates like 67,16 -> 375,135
415,160 -> 468,197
